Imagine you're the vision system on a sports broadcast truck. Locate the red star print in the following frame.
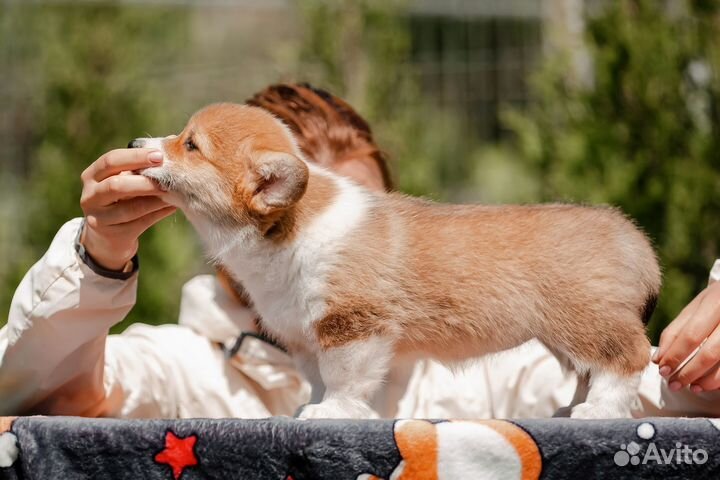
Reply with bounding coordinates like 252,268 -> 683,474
154,431 -> 199,480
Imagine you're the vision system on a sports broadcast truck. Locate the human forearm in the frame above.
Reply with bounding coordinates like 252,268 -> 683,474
0,218 -> 137,415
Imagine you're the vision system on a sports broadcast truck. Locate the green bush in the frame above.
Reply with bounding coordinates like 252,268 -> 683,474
505,0 -> 720,340
0,5 -> 202,333
4,0 -> 718,346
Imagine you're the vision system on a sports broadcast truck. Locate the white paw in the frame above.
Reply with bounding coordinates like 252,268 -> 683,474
570,401 -> 631,419
0,432 -> 18,468
297,398 -> 377,419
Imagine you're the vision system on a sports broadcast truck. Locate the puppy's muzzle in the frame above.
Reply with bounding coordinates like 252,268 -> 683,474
128,138 -> 146,149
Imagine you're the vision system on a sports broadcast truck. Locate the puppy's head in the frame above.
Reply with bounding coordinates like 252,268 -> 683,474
132,103 -> 309,229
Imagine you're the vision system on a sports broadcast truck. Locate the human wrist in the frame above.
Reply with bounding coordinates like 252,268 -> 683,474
80,223 -> 137,272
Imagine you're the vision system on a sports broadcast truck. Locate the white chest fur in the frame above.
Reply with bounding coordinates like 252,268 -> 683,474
216,170 -> 372,348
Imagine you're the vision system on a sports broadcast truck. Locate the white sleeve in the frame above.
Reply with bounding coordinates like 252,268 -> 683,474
398,341 -> 576,419
400,342 -> 720,419
0,218 -> 300,419
103,323 -> 234,418
0,218 -> 137,415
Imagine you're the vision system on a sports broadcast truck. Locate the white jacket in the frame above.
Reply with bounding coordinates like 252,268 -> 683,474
1,218 -> 719,419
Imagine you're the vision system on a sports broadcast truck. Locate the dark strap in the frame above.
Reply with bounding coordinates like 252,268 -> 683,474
224,331 -> 287,359
75,218 -> 139,280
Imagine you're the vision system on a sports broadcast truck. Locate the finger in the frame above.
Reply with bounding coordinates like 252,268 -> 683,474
121,206 -> 177,238
658,281 -> 720,376
655,288 -> 708,363
82,148 -> 163,182
670,324 -> 720,387
91,175 -> 165,206
87,197 -> 171,227
690,360 -> 720,392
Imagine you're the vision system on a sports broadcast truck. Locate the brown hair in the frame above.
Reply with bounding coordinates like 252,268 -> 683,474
246,83 -> 393,191
218,83 -> 392,308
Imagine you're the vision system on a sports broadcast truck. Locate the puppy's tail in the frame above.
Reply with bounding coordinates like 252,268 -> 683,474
640,292 -> 658,326
619,211 -> 661,327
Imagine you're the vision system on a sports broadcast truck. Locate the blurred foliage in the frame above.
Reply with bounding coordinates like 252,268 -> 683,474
504,0 -> 720,340
2,0 -> 719,347
0,5 -> 203,333
2,0 -> 479,332
295,0 -> 497,200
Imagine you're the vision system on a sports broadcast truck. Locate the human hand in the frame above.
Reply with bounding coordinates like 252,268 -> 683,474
653,280 -> 720,393
79,148 -> 176,271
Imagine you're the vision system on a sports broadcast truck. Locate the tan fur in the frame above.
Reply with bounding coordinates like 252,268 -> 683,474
147,103 -> 661,411
266,171 -> 338,243
158,104 -> 338,243
321,199 -> 657,375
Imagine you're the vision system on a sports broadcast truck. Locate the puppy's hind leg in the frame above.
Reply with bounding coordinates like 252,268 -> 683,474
571,369 -> 642,419
298,336 -> 393,419
569,320 -> 650,419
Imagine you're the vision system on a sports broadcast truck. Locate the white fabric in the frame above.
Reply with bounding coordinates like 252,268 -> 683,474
709,259 -> 720,284
1,218 -> 719,419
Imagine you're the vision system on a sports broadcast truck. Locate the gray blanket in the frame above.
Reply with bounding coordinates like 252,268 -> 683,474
0,416 -> 718,479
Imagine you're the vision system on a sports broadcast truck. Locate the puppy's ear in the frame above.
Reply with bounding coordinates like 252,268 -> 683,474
249,151 -> 309,215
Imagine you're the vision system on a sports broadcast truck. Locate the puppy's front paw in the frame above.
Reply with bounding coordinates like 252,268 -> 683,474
570,401 -> 631,419
297,398 -> 377,419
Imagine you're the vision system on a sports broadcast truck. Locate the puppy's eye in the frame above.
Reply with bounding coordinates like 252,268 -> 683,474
184,138 -> 198,152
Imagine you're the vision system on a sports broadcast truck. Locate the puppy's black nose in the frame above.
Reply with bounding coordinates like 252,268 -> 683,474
127,138 -> 146,149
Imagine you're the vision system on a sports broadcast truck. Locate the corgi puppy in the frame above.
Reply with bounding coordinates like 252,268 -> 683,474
132,103 -> 660,419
